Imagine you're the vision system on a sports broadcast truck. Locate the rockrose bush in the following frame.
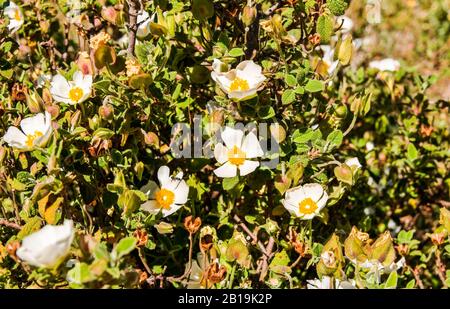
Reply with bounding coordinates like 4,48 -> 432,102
0,0 -> 449,289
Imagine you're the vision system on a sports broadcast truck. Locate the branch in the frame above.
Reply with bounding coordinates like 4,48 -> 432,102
0,218 -> 22,230
233,214 -> 269,257
259,237 -> 275,282
127,0 -> 140,56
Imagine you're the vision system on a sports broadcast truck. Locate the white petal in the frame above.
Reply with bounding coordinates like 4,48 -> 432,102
50,74 -> 71,103
282,198 -> 300,217
213,162 -> 237,178
284,186 -> 306,205
228,88 -> 258,101
17,220 -> 74,268
302,183 -> 325,202
20,113 -> 46,136
238,160 -> 259,176
214,143 -> 228,164
161,204 -> 183,217
3,126 -> 27,149
157,166 -> 171,187
173,180 -> 189,205
316,190 -> 329,211
140,181 -> 159,199
221,126 -> 244,149
162,178 -> 189,205
241,132 -> 263,158
140,200 -> 161,215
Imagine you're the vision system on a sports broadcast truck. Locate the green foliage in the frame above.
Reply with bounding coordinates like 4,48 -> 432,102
0,0 -> 448,290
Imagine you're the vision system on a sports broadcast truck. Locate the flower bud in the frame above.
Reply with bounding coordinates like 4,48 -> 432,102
101,6 -> 119,25
242,6 -> 257,27
155,222 -> 174,234
316,234 -> 344,278
225,238 -> 249,266
143,131 -> 159,147
77,51 -> 94,76
99,103 -> 114,121
344,226 -> 370,262
184,216 -> 202,234
6,241 -> 20,259
26,90 -> 43,113
430,231 -> 446,246
369,231 -> 396,267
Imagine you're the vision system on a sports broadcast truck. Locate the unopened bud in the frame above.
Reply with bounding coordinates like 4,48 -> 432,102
155,222 -> 174,234
370,231 -> 396,267
99,103 -> 114,120
242,6 -> 257,27
26,91 -> 43,113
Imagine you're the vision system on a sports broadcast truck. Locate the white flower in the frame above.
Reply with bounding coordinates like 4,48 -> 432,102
50,71 -> 92,104
16,220 -> 75,268
318,45 -> 339,76
366,141 -> 375,151
358,257 -> 405,275
345,157 -> 362,170
5,1 -> 24,34
211,60 -> 266,101
281,183 -> 328,220
136,11 -> 153,39
369,58 -> 400,72
140,166 -> 189,217
3,111 -> 53,151
213,127 -> 264,178
307,276 -> 356,289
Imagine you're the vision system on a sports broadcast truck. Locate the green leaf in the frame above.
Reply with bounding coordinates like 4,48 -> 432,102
407,143 -> 419,161
223,176 -> 240,191
316,15 -> 334,44
228,48 -> 245,57
16,217 -> 42,240
112,237 -> 137,261
281,89 -> 296,105
384,271 -> 398,289
67,262 -> 94,284
94,45 -> 116,69
305,79 -> 324,93
285,74 -> 297,87
326,130 -> 343,149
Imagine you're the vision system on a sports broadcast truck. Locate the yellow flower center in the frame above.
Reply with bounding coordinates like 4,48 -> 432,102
68,87 -> 84,103
155,188 -> 175,210
227,145 -> 246,166
298,198 -> 318,215
229,77 -> 250,92
25,131 -> 43,147
14,9 -> 21,21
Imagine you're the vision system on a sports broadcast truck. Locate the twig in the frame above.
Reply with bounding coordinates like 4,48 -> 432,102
435,249 -> 448,288
138,247 -> 153,277
289,255 -> 302,269
0,218 -> 22,230
408,265 -> 424,289
233,215 -> 269,256
127,0 -> 139,55
259,237 -> 275,282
